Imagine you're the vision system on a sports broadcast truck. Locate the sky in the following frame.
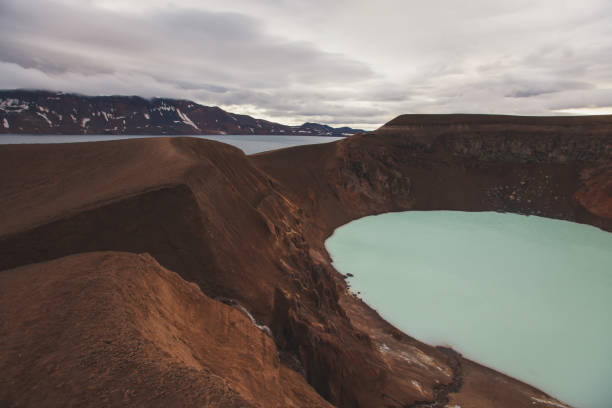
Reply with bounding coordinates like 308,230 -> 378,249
1,0 -> 611,129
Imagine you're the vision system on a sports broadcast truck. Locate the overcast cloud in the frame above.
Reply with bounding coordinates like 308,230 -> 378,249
1,0 -> 611,128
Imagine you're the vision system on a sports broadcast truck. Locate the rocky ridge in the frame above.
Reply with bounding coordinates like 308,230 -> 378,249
0,90 -> 363,136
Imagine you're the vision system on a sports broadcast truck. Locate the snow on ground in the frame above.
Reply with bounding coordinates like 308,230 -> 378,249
36,112 -> 53,127
410,380 -> 423,394
177,109 -> 200,130
0,98 -> 29,113
530,397 -> 570,408
154,103 -> 176,112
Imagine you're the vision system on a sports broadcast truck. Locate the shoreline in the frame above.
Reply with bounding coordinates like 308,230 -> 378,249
325,211 -> 612,406
1,115 -> 610,407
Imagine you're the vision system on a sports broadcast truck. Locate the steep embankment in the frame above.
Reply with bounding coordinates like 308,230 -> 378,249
252,114 -> 612,407
1,137 -> 448,407
0,114 -> 610,407
0,252 -> 332,408
254,113 -> 612,233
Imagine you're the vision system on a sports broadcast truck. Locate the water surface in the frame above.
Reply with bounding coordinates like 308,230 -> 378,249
326,211 -> 612,408
0,134 -> 343,155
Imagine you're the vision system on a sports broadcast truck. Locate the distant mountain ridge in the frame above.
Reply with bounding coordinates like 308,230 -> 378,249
0,90 -> 364,136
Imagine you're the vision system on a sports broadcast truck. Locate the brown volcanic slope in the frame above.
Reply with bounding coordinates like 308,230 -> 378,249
0,114 -> 611,407
0,252 -> 332,408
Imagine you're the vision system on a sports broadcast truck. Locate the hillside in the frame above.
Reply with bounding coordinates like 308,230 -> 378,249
0,90 -> 364,136
0,114 -> 610,407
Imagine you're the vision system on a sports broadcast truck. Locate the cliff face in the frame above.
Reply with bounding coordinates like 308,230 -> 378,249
0,90 -> 363,136
0,114 -> 610,408
256,114 -> 611,232
254,114 -> 611,407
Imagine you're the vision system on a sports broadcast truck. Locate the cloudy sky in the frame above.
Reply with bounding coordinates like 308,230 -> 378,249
1,0 -> 611,129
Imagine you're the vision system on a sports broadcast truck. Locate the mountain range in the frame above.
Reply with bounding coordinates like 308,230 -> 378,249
0,90 -> 364,136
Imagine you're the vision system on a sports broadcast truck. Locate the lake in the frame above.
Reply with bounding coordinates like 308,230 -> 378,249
0,134 -> 343,155
325,211 -> 612,408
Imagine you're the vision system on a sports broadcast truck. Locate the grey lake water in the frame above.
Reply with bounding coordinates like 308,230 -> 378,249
0,134 -> 343,155
325,211 -> 612,408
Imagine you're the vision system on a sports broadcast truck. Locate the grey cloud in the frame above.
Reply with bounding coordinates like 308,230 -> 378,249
505,89 -> 557,99
504,80 -> 593,98
0,0 -> 375,89
1,0 -> 612,129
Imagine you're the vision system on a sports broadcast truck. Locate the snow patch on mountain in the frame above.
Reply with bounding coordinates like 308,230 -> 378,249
36,112 -> 53,127
0,90 -> 364,136
177,109 -> 200,130
0,98 -> 29,113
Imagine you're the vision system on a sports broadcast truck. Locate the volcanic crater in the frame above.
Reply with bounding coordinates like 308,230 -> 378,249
1,114 -> 610,407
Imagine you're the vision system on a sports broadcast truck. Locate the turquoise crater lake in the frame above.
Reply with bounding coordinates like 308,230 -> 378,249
325,211 -> 612,408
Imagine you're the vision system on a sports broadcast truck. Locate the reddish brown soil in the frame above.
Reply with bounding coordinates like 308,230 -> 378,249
0,114 -> 610,407
0,252 -> 332,408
